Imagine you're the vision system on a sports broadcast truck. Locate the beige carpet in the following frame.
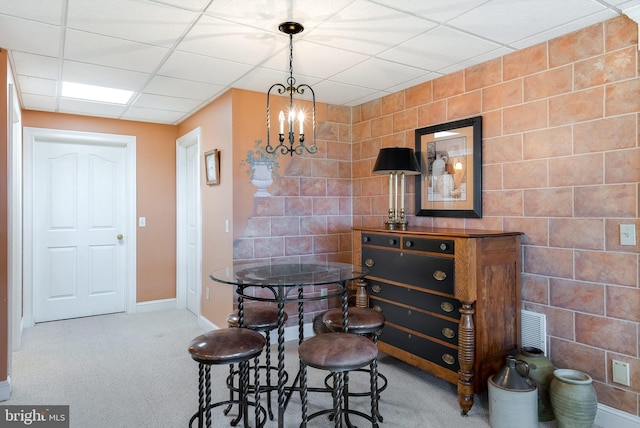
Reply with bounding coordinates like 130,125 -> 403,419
2,309 -> 555,427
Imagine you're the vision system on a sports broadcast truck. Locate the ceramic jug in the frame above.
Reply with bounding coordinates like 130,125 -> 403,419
516,347 -> 555,421
488,355 -> 538,428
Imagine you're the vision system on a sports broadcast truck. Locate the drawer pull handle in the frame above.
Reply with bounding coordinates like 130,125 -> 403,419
389,239 -> 397,245
433,270 -> 447,281
407,310 -> 412,316
371,284 -> 381,293
364,258 -> 375,268
373,305 -> 382,313
442,354 -> 455,365
442,328 -> 455,339
440,302 -> 454,313
407,334 -> 412,340
440,243 -> 447,251
405,240 -> 413,248
363,236 -> 370,243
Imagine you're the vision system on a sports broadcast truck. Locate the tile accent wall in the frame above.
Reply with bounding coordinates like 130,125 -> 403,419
233,105 -> 354,326
352,15 -> 639,416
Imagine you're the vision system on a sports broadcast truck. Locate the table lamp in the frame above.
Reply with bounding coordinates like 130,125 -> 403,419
372,147 -> 421,230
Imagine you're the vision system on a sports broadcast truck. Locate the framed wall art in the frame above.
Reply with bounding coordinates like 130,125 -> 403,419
204,149 -> 220,185
415,116 -> 482,218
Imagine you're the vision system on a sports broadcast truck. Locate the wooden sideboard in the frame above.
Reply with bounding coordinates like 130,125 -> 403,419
353,227 -> 522,415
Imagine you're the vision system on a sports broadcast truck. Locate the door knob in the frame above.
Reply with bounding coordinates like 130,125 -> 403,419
117,234 -> 124,241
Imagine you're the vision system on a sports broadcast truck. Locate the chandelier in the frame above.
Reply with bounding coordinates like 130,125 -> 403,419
266,22 -> 316,156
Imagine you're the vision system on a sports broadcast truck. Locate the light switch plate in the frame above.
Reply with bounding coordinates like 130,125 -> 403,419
612,359 -> 631,386
620,224 -> 636,246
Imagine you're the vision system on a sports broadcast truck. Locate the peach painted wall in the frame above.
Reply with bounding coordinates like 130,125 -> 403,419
352,15 -> 640,416
20,111 -> 178,303
1,50 -> 10,382
177,90 -> 234,327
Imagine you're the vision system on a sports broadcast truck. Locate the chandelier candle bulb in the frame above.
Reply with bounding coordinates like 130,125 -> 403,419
278,111 -> 284,134
298,111 -> 304,134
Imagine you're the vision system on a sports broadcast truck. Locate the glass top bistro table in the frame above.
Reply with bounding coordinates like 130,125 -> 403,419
210,261 -> 369,428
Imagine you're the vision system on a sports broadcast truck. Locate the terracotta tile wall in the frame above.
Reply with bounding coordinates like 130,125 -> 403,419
233,105 -> 353,326
352,16 -> 640,416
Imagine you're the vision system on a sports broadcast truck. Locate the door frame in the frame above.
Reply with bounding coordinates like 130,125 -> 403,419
176,127 -> 202,316
22,127 -> 137,327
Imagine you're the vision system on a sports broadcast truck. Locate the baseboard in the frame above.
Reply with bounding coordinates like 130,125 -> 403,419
198,315 -> 220,331
134,298 -> 177,313
0,377 -> 11,402
596,403 -> 640,428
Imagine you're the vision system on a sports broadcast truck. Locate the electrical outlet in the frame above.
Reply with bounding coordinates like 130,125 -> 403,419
205,287 -> 210,301
620,224 -> 636,246
320,288 -> 328,297
138,217 -> 146,227
612,359 -> 631,386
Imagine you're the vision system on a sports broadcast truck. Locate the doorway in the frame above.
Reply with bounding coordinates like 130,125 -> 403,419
176,128 -> 202,317
23,128 -> 137,325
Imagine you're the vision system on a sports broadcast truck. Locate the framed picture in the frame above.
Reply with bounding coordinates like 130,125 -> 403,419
204,149 -> 220,185
415,116 -> 482,218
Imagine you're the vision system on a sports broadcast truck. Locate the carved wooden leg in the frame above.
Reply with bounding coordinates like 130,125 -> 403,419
458,301 -> 475,415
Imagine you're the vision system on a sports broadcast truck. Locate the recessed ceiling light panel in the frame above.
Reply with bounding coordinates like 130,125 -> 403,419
62,81 -> 134,104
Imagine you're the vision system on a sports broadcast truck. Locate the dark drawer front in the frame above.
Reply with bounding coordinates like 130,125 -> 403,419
372,299 -> 458,346
402,237 -> 454,255
379,324 -> 459,373
362,247 -> 454,295
362,233 -> 400,249
368,280 -> 461,320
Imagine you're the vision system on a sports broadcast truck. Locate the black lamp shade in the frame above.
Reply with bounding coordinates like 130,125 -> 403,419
372,147 -> 421,175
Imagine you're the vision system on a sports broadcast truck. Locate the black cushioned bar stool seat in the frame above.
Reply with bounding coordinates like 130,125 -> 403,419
226,307 -> 288,420
322,307 -> 387,423
322,307 -> 384,335
188,328 -> 267,428
298,332 -> 379,428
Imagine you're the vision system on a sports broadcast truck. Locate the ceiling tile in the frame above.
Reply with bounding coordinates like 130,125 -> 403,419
0,0 -> 63,25
58,98 -> 127,118
260,40 -> 370,80
379,26 -> 503,72
144,75 -> 224,100
204,0 -> 353,33
123,106 -> 187,124
21,93 -> 57,111
370,0 -> 490,23
10,52 -> 59,80
64,29 -> 170,73
66,0 -> 198,48
62,61 -> 150,91
133,93 -> 203,112
311,80 -> 381,105
157,50 -> 252,85
331,58 -> 427,91
17,75 -> 57,96
149,0 -> 211,12
304,0 -> 436,55
448,0 -> 608,45
177,15 -> 280,65
0,15 -> 60,56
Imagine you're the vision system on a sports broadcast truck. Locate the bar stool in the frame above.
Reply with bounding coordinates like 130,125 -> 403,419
322,307 -> 387,423
188,328 -> 267,428
226,306 -> 289,420
298,332 -> 379,428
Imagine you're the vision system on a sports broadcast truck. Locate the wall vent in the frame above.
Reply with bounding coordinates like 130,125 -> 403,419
521,310 -> 547,355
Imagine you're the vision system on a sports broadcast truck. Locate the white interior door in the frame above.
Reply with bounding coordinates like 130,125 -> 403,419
33,140 -> 127,322
176,128 -> 201,316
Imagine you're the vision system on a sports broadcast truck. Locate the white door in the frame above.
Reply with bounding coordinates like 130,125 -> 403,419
185,143 -> 200,314
176,128 -> 201,316
33,140 -> 127,322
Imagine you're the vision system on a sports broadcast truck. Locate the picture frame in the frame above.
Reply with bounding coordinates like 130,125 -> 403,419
204,149 -> 220,185
415,116 -> 482,218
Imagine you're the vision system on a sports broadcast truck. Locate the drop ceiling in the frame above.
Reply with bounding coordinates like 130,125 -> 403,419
1,0 -> 639,125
